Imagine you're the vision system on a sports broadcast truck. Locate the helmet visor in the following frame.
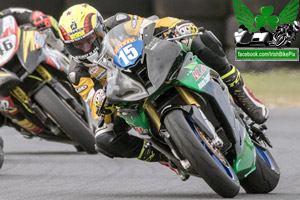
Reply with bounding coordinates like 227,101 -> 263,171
65,31 -> 103,61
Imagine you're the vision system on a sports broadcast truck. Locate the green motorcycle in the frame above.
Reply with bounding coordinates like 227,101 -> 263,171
97,18 -> 280,198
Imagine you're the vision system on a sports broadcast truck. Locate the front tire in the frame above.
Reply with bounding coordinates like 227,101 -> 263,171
241,148 -> 280,193
164,109 -> 240,198
34,85 -> 97,154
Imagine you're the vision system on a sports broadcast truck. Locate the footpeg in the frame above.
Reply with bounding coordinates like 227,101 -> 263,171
251,124 -> 272,148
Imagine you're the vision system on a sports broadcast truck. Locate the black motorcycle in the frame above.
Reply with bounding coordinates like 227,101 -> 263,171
97,18 -> 280,197
0,15 -> 96,153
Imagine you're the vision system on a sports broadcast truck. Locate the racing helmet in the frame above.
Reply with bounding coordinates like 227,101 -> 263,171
58,4 -> 106,63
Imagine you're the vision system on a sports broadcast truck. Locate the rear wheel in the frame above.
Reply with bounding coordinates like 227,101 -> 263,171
34,85 -> 97,154
164,109 -> 240,198
241,147 -> 280,193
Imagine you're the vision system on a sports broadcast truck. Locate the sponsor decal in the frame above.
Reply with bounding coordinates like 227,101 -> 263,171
75,46 -> 99,59
68,21 -> 84,36
198,72 -> 210,89
89,66 -> 100,75
131,15 -> 138,29
75,85 -> 88,93
0,100 -> 11,110
144,37 -> 160,50
192,64 -> 206,81
114,38 -> 136,54
34,32 -> 46,47
70,21 -> 77,31
134,127 -> 148,134
116,14 -> 128,21
95,69 -> 107,80
93,89 -> 105,105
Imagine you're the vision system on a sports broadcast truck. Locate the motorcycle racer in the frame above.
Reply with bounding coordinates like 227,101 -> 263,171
0,8 -> 61,137
58,3 -> 269,180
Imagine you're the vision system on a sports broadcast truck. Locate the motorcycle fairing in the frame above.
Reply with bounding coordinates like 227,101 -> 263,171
0,16 -> 68,79
177,55 -> 240,142
233,130 -> 256,179
0,16 -> 21,67
177,53 -> 210,92
143,37 -> 181,90
177,55 -> 256,176
106,69 -> 149,103
106,37 -> 181,103
15,29 -> 47,75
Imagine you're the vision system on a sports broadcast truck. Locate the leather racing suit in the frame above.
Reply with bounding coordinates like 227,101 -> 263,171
0,8 -> 61,136
68,13 -> 268,162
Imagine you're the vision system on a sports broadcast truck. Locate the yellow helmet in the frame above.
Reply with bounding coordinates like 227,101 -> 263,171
58,3 -> 106,63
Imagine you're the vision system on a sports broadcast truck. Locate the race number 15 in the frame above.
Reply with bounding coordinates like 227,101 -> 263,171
118,44 -> 139,65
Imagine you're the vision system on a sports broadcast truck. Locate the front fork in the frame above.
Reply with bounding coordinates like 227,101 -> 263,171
175,86 -> 200,107
144,86 -> 203,170
144,86 -> 199,131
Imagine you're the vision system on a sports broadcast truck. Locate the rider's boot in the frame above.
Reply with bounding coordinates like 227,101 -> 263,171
137,141 -> 168,162
159,161 -> 190,181
138,141 -> 190,181
221,65 -> 269,124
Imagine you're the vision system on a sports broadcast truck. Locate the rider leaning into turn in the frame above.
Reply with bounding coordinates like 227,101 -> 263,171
0,8 -> 59,135
58,4 -> 269,180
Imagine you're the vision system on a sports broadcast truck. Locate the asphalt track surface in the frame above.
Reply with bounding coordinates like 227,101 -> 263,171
0,107 -> 299,200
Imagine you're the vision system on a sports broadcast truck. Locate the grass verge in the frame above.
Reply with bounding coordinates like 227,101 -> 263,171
242,69 -> 300,108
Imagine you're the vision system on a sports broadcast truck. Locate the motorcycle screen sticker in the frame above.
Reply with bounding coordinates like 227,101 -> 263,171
0,35 -> 17,66
191,64 -> 211,89
113,39 -> 143,68
179,62 -> 211,92
198,71 -> 210,90
233,0 -> 299,61
0,16 -> 19,66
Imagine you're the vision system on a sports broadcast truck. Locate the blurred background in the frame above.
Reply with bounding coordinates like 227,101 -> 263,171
1,0 -> 300,107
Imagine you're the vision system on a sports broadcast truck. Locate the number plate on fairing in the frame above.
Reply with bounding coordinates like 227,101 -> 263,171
113,39 -> 143,69
0,35 -> 17,66
0,16 -> 19,66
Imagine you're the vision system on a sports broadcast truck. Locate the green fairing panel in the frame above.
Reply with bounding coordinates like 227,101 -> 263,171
120,111 -> 150,136
177,53 -> 210,92
118,83 -> 175,136
232,130 -> 256,180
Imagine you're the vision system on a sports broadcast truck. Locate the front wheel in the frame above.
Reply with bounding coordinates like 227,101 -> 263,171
164,109 -> 240,198
34,85 -> 97,154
